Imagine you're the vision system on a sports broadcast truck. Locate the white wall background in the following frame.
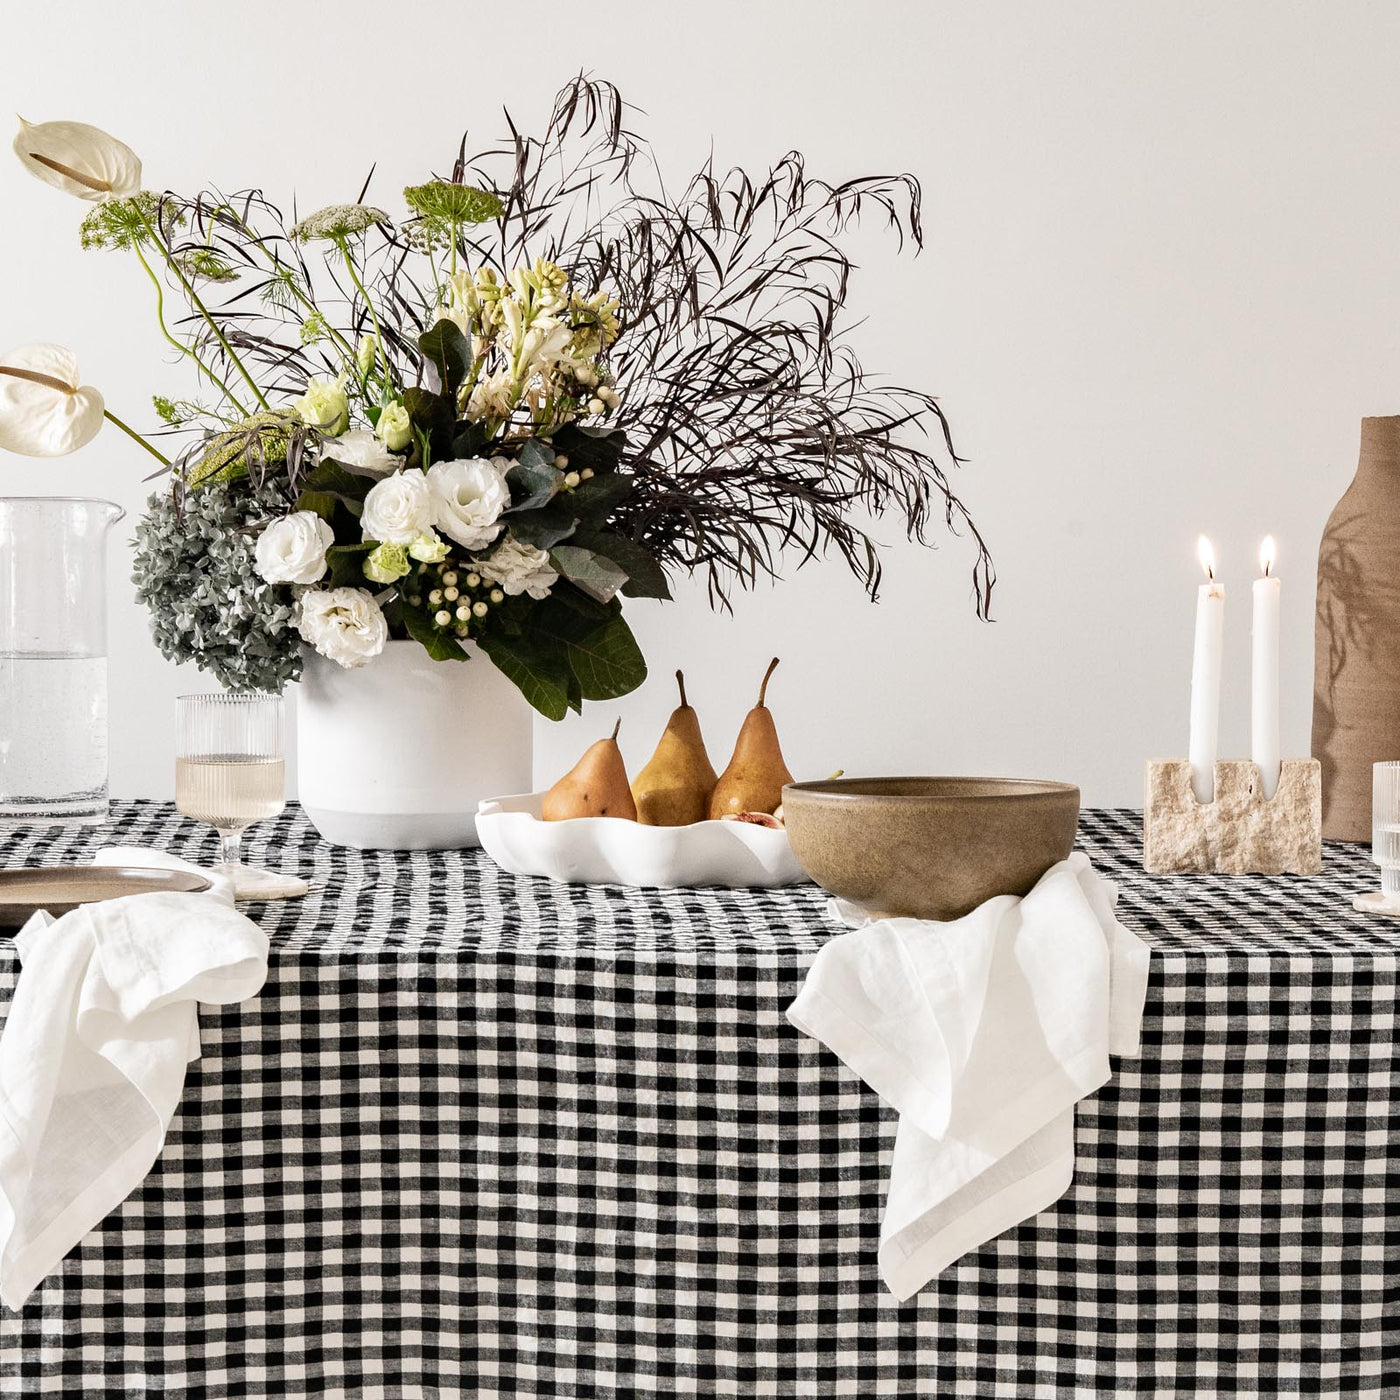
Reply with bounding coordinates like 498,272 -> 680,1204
4,0 -> 1399,808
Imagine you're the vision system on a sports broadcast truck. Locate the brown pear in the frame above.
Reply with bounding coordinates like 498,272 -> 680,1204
631,671 -> 719,826
541,719 -> 638,820
708,657 -> 794,819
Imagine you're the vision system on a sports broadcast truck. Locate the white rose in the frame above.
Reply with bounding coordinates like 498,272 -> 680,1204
361,469 -> 435,545
297,588 -> 388,670
427,457 -> 511,550
475,535 -> 558,601
254,511 -> 335,586
321,429 -> 399,478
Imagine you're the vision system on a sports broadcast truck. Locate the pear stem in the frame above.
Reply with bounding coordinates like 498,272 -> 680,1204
676,669 -> 688,708
758,656 -> 780,708
611,718 -> 622,741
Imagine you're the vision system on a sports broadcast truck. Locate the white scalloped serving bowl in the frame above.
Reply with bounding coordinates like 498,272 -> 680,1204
476,793 -> 807,888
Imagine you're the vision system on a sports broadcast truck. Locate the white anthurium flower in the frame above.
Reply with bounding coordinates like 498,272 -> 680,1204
0,343 -> 105,457
254,511 -> 335,586
13,118 -> 141,201
361,469 -> 435,545
427,457 -> 510,550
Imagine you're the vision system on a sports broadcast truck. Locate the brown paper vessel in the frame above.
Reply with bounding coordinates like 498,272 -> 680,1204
1312,416 -> 1400,841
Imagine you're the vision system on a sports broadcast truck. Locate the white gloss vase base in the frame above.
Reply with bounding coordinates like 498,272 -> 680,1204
294,640 -> 534,850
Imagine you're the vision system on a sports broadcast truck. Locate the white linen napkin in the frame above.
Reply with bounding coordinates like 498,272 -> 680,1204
786,852 -> 1151,1301
0,850 -> 268,1309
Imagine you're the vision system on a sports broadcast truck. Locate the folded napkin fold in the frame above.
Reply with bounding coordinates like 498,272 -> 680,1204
786,852 -> 1150,1301
0,849 -> 267,1309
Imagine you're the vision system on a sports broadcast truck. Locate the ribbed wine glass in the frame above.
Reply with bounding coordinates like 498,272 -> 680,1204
175,693 -> 302,898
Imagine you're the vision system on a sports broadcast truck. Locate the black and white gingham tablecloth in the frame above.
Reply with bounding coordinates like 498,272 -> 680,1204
0,803 -> 1396,1398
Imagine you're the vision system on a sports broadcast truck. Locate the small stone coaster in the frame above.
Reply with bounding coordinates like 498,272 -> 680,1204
1143,759 -> 1322,875
230,868 -> 310,901
1353,891 -> 1400,916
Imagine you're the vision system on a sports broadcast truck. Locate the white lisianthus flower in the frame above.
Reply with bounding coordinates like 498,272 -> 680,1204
376,402 -> 412,452
297,587 -> 388,669
291,373 -> 349,436
475,535 -> 559,601
409,531 -> 451,564
361,469 -> 435,545
355,334 -> 377,376
254,510 -> 334,586
427,457 -> 510,550
319,429 -> 399,479
363,541 -> 412,585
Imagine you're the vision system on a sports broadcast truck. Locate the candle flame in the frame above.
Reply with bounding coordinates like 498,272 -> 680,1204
1197,535 -> 1216,581
1259,534 -> 1276,577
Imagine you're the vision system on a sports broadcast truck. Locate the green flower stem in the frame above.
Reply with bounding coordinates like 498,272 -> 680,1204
103,409 -> 171,467
135,206 -> 270,412
215,202 -> 356,360
338,239 -> 395,390
131,240 -> 250,417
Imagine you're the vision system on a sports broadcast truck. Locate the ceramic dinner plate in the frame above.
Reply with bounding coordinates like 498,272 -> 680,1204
0,866 -> 213,927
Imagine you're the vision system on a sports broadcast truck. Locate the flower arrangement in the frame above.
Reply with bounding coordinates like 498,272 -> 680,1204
4,81 -> 993,717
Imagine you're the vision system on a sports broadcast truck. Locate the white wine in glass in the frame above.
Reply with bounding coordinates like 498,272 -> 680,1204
174,756 -> 287,830
175,694 -> 306,900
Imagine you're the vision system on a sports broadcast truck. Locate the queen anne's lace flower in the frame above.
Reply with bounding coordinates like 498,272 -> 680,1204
289,203 -> 388,242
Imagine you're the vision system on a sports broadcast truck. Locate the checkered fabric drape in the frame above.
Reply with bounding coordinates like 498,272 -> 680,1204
1,803 -> 1395,1398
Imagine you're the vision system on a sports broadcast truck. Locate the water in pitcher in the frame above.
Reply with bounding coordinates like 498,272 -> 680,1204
0,653 -> 110,821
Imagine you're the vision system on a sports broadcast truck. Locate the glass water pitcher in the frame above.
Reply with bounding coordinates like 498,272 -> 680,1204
0,497 -> 125,824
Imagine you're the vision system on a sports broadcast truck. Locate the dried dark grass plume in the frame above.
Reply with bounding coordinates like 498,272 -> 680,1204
137,77 -> 995,615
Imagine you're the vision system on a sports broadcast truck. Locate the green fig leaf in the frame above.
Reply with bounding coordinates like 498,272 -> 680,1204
417,320 -> 471,396
478,632 -> 573,720
297,460 -> 370,521
400,603 -> 470,662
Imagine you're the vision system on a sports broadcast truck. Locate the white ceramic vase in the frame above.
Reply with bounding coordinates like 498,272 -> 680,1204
295,639 -> 533,849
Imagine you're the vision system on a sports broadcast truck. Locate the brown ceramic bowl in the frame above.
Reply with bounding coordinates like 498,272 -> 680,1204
780,776 -> 1081,921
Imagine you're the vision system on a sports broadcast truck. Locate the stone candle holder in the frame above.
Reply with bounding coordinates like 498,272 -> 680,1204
1142,759 -> 1322,875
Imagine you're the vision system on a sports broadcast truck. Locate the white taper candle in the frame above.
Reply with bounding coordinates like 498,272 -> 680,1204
1189,536 -> 1225,804
1251,535 -> 1281,800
